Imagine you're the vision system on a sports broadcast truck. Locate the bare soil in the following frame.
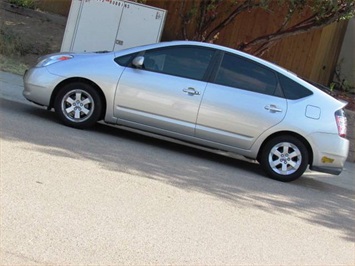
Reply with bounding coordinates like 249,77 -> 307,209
0,1 -> 66,67
0,0 -> 354,111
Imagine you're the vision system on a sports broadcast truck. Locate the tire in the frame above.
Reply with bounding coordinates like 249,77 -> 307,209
259,135 -> 309,182
54,82 -> 102,129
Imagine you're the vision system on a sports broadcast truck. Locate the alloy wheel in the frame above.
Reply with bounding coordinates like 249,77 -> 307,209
268,142 -> 302,175
61,89 -> 94,123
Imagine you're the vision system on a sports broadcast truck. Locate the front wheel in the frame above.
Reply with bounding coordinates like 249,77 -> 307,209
54,82 -> 102,129
259,135 -> 309,182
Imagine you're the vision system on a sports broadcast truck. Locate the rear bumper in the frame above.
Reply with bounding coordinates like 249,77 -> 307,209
310,165 -> 343,175
310,132 -> 349,175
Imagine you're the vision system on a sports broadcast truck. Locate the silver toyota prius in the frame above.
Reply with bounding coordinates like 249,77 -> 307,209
23,41 -> 349,182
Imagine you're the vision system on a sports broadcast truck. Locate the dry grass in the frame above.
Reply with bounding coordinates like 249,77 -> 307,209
0,28 -> 34,56
0,55 -> 28,75
0,28 -> 33,74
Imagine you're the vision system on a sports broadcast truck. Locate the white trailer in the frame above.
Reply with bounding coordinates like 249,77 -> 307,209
61,0 -> 167,52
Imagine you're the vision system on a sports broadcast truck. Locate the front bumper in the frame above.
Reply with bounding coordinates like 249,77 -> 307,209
23,67 -> 63,107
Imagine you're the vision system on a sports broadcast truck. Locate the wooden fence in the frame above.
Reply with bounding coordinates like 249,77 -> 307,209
34,0 -> 348,86
35,0 -> 71,16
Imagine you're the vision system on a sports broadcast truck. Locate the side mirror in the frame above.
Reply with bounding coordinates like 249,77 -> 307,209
132,56 -> 144,68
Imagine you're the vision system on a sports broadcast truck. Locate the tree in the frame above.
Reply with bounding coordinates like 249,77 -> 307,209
179,0 -> 355,56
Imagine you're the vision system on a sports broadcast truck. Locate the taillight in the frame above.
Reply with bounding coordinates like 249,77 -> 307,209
335,109 -> 347,138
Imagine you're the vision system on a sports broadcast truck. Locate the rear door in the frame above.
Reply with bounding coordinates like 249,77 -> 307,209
114,45 -> 216,136
196,52 -> 287,150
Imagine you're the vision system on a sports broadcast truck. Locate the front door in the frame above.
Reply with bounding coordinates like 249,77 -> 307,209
114,45 -> 216,136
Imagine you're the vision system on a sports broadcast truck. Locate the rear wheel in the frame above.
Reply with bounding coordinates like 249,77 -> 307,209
54,82 -> 102,129
259,135 -> 309,182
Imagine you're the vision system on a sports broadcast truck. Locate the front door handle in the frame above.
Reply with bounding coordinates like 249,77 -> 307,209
183,87 -> 200,95
265,104 -> 282,113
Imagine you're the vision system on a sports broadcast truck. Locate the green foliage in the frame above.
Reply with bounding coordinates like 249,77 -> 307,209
330,82 -> 336,92
259,0 -> 354,22
130,0 -> 147,3
309,0 -> 354,23
7,0 -> 37,9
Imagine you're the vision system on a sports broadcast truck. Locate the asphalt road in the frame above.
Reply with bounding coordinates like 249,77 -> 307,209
1,71 -> 354,265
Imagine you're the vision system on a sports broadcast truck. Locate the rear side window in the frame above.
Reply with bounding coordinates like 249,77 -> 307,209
214,53 -> 277,96
278,74 -> 313,100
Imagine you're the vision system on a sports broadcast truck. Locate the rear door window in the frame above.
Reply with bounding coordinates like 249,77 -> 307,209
214,53 -> 278,96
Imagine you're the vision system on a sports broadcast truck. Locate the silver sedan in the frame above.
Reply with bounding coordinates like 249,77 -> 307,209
23,41 -> 349,182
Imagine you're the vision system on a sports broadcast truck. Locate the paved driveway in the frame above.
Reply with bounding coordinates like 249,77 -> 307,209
1,71 -> 354,265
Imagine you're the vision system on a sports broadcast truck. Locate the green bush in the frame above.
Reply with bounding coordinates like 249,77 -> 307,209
8,0 -> 37,9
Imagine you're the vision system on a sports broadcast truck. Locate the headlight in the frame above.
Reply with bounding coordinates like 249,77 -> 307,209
36,54 -> 73,67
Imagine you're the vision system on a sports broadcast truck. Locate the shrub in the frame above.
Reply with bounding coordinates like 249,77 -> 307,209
8,0 -> 37,9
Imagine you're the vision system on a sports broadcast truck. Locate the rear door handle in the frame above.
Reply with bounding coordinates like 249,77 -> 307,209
265,104 -> 282,113
183,87 -> 200,95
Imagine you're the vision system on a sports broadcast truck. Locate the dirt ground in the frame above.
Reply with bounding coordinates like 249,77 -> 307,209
0,1 -> 354,111
0,1 -> 66,67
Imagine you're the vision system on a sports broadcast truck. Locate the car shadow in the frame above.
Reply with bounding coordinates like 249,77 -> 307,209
1,97 -> 354,243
